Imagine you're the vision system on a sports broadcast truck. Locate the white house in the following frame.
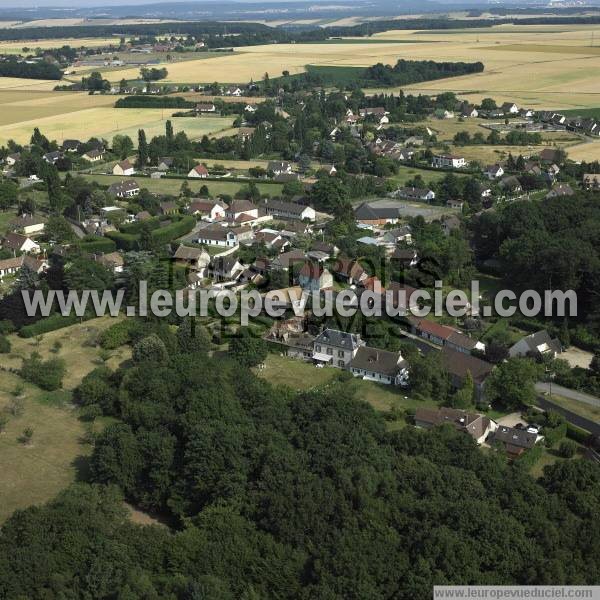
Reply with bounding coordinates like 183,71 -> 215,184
188,200 -> 228,221
485,164 -> 504,180
113,160 -> 135,176
432,155 -> 466,169
188,164 -> 209,179
349,346 -> 409,386
262,199 -> 316,222
2,232 -> 40,254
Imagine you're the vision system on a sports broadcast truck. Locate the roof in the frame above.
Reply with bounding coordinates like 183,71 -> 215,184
447,331 -> 479,351
354,202 -> 400,221
332,257 -> 366,280
115,159 -> 133,170
314,328 -> 362,350
415,319 -> 455,341
272,249 -> 306,269
197,227 -> 236,242
97,252 -> 124,268
441,347 -> 494,384
397,187 -> 433,199
546,184 -> 575,198
173,245 -> 208,261
190,164 -> 209,176
11,215 -> 45,228
494,425 -> 537,449
349,346 -> 405,377
108,180 -> 139,194
264,198 -> 310,216
136,210 -> 152,221
160,201 -> 177,212
513,330 -> 561,356
2,232 -> 34,250
158,156 -> 174,166
228,199 -> 257,213
267,160 -> 292,171
415,407 -> 491,442
298,261 -> 326,279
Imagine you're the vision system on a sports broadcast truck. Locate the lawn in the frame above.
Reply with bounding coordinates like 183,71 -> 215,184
389,164 -> 465,187
80,173 -> 284,198
0,317 -> 130,523
0,209 -> 15,236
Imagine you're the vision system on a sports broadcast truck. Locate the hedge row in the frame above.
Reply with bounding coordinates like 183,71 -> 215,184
107,216 -> 196,250
105,231 -> 140,251
19,312 -> 92,338
76,236 -> 117,254
566,422 -> 592,444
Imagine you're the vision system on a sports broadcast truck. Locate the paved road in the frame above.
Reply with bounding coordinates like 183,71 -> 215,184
536,396 -> 600,437
535,382 -> 600,408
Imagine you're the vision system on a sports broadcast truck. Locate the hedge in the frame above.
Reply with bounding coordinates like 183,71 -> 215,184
105,231 -> 140,251
566,422 -> 592,444
76,236 -> 117,254
98,320 -> 134,349
514,443 -> 544,470
150,216 -> 195,245
19,313 -> 92,338
115,96 -> 194,109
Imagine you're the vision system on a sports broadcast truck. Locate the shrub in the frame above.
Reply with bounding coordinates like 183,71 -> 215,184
98,321 -> 133,349
76,236 -> 117,254
0,335 -> 10,354
558,439 -> 577,458
20,353 -> 65,391
19,313 -> 88,338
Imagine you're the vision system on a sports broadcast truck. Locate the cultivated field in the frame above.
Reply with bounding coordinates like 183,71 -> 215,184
0,37 -> 120,54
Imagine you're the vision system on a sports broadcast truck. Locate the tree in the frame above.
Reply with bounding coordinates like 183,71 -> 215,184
45,215 -> 75,243
228,331 -> 267,367
0,335 -> 10,354
165,120 -> 174,150
486,357 -> 539,410
82,71 -> 109,92
64,257 -> 114,291
0,179 -> 18,210
558,439 -> 577,458
177,318 -> 210,354
451,371 -> 475,408
136,129 -> 148,168
20,427 -> 34,445
480,97 -> 497,110
132,334 -> 168,364
20,353 -> 65,391
112,135 -> 134,160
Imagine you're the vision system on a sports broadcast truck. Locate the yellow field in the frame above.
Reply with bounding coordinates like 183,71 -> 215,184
0,77 -> 62,91
566,140 -> 600,162
0,37 -> 120,54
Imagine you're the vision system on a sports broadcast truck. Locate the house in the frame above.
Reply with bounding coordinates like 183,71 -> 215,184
159,201 -> 178,216
441,215 -> 461,236
107,180 -> 140,198
113,160 -> 135,176
460,104 -> 479,118
225,86 -> 243,97
188,199 -> 227,221
485,164 -> 504,180
136,210 -> 152,221
404,136 -> 424,147
209,256 -> 244,281
319,164 -> 337,176
446,331 -> 486,355
493,425 -> 540,458
157,157 -> 174,171
391,247 -> 418,268
412,319 -> 456,346
383,226 -> 413,246
10,215 -> 45,236
43,151 -> 63,165
82,149 -> 105,162
262,198 -> 315,222
237,127 -> 256,142
313,328 -> 365,368
188,164 -> 209,179
414,407 -> 495,445
267,161 -> 293,176
499,176 -> 522,195
332,258 -> 368,285
539,148 -> 562,164
359,107 -> 389,124
508,330 -> 561,360
385,282 -> 421,315
62,139 -> 82,153
196,103 -> 216,113
226,199 -> 259,222
195,226 -> 252,248
501,102 -> 519,114
349,346 -> 409,386
393,187 -> 435,202
270,249 -> 306,271
297,262 -> 333,291
96,252 -> 124,273
0,254 -> 47,279
5,153 -> 20,167
354,202 -> 401,226
441,347 -> 494,401
546,183 -> 575,199
2,232 -> 40,254
432,155 -> 466,169
244,104 -> 257,113
447,199 -> 464,210
583,173 -> 600,191
173,245 -> 210,274
310,241 -> 339,258
434,109 -> 454,120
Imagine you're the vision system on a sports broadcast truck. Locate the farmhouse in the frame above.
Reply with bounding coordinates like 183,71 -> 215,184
501,102 -> 519,114
262,198 -> 316,222
195,225 -> 252,247
313,328 -> 365,368
173,245 -> 210,274
349,346 -> 409,386
432,155 -> 466,169
493,425 -> 541,458
0,254 -> 47,279
414,407 -> 495,445
331,257 -> 368,284
157,157 -> 174,171
108,180 -> 140,198
82,149 -> 105,162
297,262 -> 333,291
62,139 -> 82,152
441,347 -> 494,401
484,164 -> 504,180
113,160 -> 135,176
2,233 -> 40,254
226,199 -> 259,222
188,164 -> 209,178
43,151 -> 63,165
393,187 -> 435,202
5,153 -> 20,167
508,330 -> 561,360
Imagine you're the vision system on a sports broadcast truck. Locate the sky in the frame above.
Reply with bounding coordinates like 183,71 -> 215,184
5,0 -> 304,7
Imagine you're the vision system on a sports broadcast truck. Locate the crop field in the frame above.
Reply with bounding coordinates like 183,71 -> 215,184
0,37 -> 120,54
0,102 -> 233,145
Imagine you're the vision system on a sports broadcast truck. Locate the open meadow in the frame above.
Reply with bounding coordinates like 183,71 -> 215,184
0,317 -> 130,522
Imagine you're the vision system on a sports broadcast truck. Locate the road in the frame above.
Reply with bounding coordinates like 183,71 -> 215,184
535,382 -> 600,408
536,396 -> 600,437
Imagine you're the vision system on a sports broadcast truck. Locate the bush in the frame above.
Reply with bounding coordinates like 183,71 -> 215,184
566,422 -> 591,445
544,423 -> 567,448
76,236 -> 117,254
558,439 -> 577,458
105,231 -> 139,251
0,335 -> 10,354
514,443 -> 544,470
20,353 -> 66,391
19,313 -> 88,338
98,320 -> 133,349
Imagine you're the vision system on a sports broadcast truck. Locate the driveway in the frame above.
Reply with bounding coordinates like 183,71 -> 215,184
495,412 -> 526,428
535,382 -> 600,408
561,346 -> 593,369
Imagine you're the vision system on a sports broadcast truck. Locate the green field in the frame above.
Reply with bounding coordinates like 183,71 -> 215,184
562,107 -> 600,119
80,173 -> 284,197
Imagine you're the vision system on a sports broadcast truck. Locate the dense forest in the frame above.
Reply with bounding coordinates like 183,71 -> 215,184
0,57 -> 63,80
0,325 -> 599,598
